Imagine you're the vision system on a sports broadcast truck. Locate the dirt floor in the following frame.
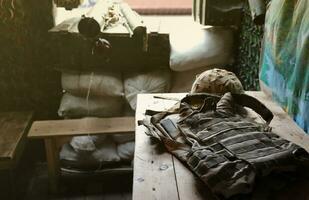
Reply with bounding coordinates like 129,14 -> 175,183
0,141 -> 132,200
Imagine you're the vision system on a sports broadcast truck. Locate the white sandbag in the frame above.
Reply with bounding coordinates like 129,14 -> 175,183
59,143 -> 99,168
169,23 -> 234,72
60,138 -> 120,168
117,141 -> 135,161
60,143 -> 79,162
92,137 -> 120,162
58,93 -> 124,118
61,71 -> 124,97
70,135 -> 107,152
111,132 -> 135,144
124,70 -> 171,110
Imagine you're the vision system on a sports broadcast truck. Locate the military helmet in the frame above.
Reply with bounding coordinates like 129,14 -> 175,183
191,68 -> 244,94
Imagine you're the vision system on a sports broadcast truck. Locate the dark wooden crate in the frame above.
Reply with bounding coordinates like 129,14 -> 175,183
49,17 -> 170,73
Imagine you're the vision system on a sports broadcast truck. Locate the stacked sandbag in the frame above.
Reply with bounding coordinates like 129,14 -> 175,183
111,133 -> 135,161
59,71 -> 126,169
59,71 -> 125,118
61,71 -> 124,97
117,141 -> 135,161
70,135 -> 107,152
124,69 -> 171,110
169,22 -> 234,72
60,133 -> 136,169
58,93 -> 124,118
59,69 -> 171,169
60,136 -> 122,170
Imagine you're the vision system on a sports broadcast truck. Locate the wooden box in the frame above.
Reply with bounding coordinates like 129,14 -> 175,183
48,3 -> 170,72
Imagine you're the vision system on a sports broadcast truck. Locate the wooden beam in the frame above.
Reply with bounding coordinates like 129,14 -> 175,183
28,117 -> 135,138
45,138 -> 60,193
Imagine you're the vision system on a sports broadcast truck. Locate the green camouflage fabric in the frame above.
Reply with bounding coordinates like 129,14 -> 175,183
191,68 -> 244,95
141,93 -> 309,199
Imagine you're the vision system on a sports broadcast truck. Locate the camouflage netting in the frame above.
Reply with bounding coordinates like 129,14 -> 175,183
0,0 -> 61,119
233,1 -> 270,91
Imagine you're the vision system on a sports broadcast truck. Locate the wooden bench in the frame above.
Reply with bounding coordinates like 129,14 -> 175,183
28,116 -> 135,193
133,91 -> 309,200
0,111 -> 33,198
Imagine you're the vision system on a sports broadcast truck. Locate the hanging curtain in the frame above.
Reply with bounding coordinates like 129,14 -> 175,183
260,0 -> 309,133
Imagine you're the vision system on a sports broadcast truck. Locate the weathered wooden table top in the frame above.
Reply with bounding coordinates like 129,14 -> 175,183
0,112 -> 33,160
0,111 -> 33,170
133,91 -> 309,200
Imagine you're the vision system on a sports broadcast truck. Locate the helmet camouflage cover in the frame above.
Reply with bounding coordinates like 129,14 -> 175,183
191,68 -> 244,94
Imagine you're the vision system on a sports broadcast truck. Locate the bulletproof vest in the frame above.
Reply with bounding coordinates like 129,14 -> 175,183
141,93 -> 309,199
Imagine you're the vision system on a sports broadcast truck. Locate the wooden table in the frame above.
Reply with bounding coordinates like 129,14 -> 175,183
133,91 -> 309,200
0,112 -> 33,170
0,111 -> 33,199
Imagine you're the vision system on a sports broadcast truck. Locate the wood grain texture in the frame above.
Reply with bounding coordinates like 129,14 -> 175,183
133,94 -> 185,200
133,92 -> 309,200
0,111 -> 33,160
133,125 -> 179,200
45,138 -> 61,193
28,117 -> 135,138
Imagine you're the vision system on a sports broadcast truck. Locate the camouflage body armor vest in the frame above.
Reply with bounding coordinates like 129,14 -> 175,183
141,93 -> 309,199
